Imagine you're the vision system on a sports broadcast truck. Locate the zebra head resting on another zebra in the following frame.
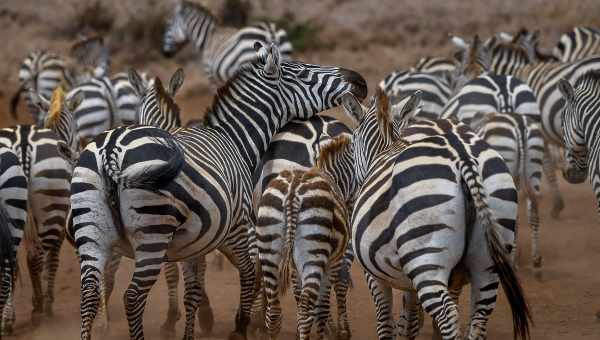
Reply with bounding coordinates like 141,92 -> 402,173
558,74 -> 596,186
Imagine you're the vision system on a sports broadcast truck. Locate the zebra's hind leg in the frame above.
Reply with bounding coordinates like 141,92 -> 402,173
401,291 -> 422,340
364,272 -> 395,340
543,148 -> 564,219
26,243 -> 44,326
313,274 -> 332,340
0,271 -> 14,337
464,271 -> 499,339
94,254 -> 122,336
415,279 -> 460,340
181,258 -> 205,340
194,256 -> 214,335
331,251 -> 353,340
527,196 -> 542,273
42,236 -> 64,317
123,245 -> 169,340
160,261 -> 181,338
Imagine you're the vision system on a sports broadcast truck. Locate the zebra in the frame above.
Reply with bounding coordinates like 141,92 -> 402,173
0,146 -> 28,338
553,26 -> 600,62
162,0 -> 292,86
379,70 -> 452,120
471,111 -> 545,271
558,72 -> 600,205
256,134 -> 354,340
412,56 -> 458,81
440,35 -> 541,124
0,86 -> 79,330
65,43 -> 366,340
343,89 -> 531,340
481,33 -> 600,218
66,72 -> 143,146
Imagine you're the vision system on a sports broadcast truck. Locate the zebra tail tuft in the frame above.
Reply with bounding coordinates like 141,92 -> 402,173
459,160 -> 532,340
9,82 -> 26,120
278,183 -> 300,297
0,199 -> 16,289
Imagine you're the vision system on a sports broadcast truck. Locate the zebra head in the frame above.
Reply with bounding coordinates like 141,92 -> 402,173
558,78 -> 589,184
162,0 -> 215,57
451,35 -> 491,91
343,89 -> 420,184
33,86 -> 84,166
129,67 -> 184,131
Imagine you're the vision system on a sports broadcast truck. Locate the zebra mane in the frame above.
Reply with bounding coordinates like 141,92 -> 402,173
576,70 -> 600,87
205,61 -> 257,119
46,85 -> 66,129
375,88 -> 400,142
153,77 -> 182,126
181,0 -> 216,22
316,134 -> 352,170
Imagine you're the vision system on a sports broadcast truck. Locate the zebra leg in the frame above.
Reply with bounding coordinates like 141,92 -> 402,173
26,242 -> 44,326
79,249 -> 111,340
313,273 -> 332,340
0,271 -> 14,336
528,196 -> 542,271
364,271 -> 395,340
415,277 -> 460,340
543,149 -> 564,219
123,246 -> 169,340
211,252 -> 225,271
94,254 -> 122,335
181,258 -> 204,340
219,232 -> 254,340
401,291 -> 422,340
263,261 -> 283,340
42,236 -> 64,317
464,271 -> 499,339
430,272 -> 464,340
160,261 -> 181,337
194,256 -> 214,335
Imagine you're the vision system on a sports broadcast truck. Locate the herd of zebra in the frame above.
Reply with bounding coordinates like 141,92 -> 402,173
1,1 -> 600,340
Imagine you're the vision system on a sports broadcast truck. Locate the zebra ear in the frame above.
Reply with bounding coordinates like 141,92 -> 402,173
128,68 -> 147,97
30,90 -> 51,112
254,41 -> 263,52
168,68 -> 185,97
497,32 -> 513,43
341,92 -> 364,123
558,79 -> 575,102
450,35 -> 469,50
391,90 -> 422,123
263,44 -> 281,77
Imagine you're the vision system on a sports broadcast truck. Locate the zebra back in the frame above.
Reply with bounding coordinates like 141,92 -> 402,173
554,26 -> 600,62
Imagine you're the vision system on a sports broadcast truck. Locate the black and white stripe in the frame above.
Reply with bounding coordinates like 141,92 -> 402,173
0,145 -> 28,337
412,56 -> 458,80
68,44 -> 366,340
379,70 -> 452,120
163,0 -> 292,86
344,90 -> 530,340
553,26 -> 600,62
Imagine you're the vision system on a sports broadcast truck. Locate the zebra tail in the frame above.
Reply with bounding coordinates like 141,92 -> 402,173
9,82 -> 26,120
0,200 -> 16,288
278,183 -> 300,297
459,160 -> 532,340
117,134 -> 185,190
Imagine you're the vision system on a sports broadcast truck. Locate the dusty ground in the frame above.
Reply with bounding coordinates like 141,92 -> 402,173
5,176 -> 600,339
1,0 -> 600,339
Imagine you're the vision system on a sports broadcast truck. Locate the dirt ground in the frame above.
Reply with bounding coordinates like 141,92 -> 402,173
6,166 -> 600,340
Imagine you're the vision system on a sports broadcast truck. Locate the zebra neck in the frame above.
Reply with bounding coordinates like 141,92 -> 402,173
187,14 -> 216,52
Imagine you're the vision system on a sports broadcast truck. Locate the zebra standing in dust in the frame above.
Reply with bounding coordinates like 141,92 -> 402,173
471,111 -> 545,270
65,43 -> 365,340
0,87 -> 79,330
482,33 -> 600,218
344,89 -> 530,340
0,146 -> 28,338
379,70 -> 452,120
553,26 -> 600,62
162,0 -> 292,86
256,134 -> 354,340
412,56 -> 458,81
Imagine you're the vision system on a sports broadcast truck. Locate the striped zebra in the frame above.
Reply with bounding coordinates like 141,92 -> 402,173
482,34 -> 600,218
558,73 -> 600,204
256,134 -> 354,340
162,0 -> 292,86
66,43 -> 365,340
492,29 -> 557,63
344,89 -> 531,340
0,146 -> 28,338
471,111 -> 545,271
66,72 -> 143,146
553,26 -> 600,62
440,35 -> 541,124
379,70 -> 452,120
412,56 -> 457,80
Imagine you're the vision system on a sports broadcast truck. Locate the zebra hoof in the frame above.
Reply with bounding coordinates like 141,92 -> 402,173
337,328 -> 351,340
159,324 -> 176,338
533,257 -> 542,268
2,324 -> 14,336
31,311 -> 43,327
551,200 -> 564,219
227,331 -> 247,340
197,305 -> 214,335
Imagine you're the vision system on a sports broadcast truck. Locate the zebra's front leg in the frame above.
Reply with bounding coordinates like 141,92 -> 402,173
123,246 -> 169,340
542,147 -> 564,219
220,234 -> 255,340
160,261 -> 181,337
26,242 -> 44,326
364,271 -> 395,340
42,236 -> 65,317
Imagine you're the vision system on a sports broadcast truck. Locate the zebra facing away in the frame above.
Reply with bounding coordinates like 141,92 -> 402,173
558,73 -> 600,205
162,0 -> 292,86
0,146 -> 28,338
256,134 -> 354,340
66,43 -> 366,340
553,26 -> 600,63
344,89 -> 530,340
471,111 -> 545,271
